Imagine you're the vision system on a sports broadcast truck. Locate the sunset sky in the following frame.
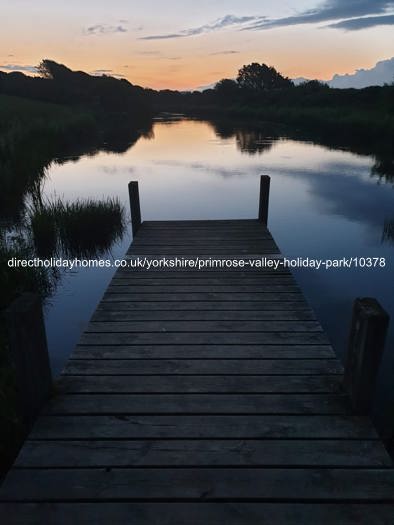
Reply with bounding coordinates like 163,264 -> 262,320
1,0 -> 394,90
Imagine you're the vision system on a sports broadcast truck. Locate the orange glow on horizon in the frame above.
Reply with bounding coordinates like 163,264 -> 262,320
1,17 -> 393,90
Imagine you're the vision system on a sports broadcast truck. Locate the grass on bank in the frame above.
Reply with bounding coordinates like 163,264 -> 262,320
0,94 -> 97,148
29,197 -> 125,258
0,94 -> 98,221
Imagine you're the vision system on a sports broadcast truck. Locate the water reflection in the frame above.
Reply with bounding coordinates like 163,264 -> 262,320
382,218 -> 394,244
209,118 -> 394,186
29,197 -> 125,259
0,120 -> 153,223
372,157 -> 394,184
210,120 -> 279,155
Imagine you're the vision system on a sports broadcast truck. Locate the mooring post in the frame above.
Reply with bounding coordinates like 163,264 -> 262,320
128,180 -> 141,236
344,297 -> 389,414
6,292 -> 52,427
258,175 -> 271,225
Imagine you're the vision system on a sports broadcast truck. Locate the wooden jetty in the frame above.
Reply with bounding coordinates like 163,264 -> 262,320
0,177 -> 393,524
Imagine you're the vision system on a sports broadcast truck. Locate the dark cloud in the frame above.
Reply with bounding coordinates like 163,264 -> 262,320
0,64 -> 37,73
84,24 -> 128,36
138,3 -> 394,40
245,0 -> 394,31
139,15 -> 264,40
90,69 -> 125,79
90,69 -> 113,75
327,13 -> 394,29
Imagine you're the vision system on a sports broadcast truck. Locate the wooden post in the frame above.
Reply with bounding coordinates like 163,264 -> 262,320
128,181 -> 141,236
258,175 -> 270,225
6,293 -> 52,427
344,297 -> 389,414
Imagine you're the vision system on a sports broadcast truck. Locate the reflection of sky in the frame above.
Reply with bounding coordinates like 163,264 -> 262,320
43,120 -> 393,240
43,118 -> 394,436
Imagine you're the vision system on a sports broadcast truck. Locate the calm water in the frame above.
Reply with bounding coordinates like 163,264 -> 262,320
41,118 -> 394,436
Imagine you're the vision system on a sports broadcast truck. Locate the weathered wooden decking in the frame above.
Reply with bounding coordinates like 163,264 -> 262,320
1,217 -> 394,523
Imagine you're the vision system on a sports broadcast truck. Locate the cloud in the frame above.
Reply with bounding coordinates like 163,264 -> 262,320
90,68 -> 126,79
84,24 -> 128,36
0,64 -> 37,73
209,50 -> 240,56
137,51 -> 161,56
139,14 -> 264,40
293,57 -> 394,88
326,13 -> 394,29
90,69 -> 113,75
244,0 -> 394,31
329,57 -> 394,87
138,3 -> 394,40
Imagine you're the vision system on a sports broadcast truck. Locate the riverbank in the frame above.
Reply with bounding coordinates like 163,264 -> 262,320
152,84 -> 394,163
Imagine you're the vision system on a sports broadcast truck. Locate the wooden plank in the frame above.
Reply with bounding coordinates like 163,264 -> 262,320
129,240 -> 278,247
97,301 -> 310,311
15,439 -> 390,468
44,394 -> 348,415
63,359 -> 342,375
106,285 -> 300,293
127,246 -> 279,255
132,234 -> 274,242
92,310 -> 317,322
71,344 -> 335,359
78,332 -> 330,345
28,415 -> 377,439
2,503 -> 394,525
114,270 -> 292,277
2,468 -> 393,501
126,253 -> 281,259
110,276 -> 296,284
85,320 -> 322,333
102,293 -> 304,302
57,375 -> 343,394
141,219 -> 261,224
126,250 -> 282,256
136,225 -> 268,233
139,220 -> 264,227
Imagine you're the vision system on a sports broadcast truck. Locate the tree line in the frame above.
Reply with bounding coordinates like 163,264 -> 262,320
0,59 -> 150,121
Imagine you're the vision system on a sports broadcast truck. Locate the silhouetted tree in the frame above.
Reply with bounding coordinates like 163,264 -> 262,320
214,79 -> 239,101
237,63 -> 293,91
0,59 -> 152,121
37,60 -> 73,81
298,80 -> 330,92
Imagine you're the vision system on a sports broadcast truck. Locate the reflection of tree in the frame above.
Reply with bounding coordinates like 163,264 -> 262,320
235,130 -> 276,155
210,117 -> 394,182
209,121 -> 235,139
382,218 -> 394,244
372,157 -> 394,185
0,120 -> 153,222
209,120 -> 279,156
